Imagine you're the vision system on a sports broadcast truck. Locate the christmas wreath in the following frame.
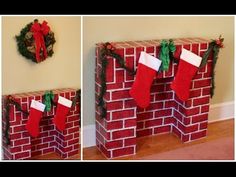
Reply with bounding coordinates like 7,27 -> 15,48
15,19 -> 56,63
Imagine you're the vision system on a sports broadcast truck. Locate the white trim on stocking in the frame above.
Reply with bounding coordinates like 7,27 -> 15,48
58,96 -> 72,108
139,51 -> 162,71
180,48 -> 202,67
30,100 -> 45,112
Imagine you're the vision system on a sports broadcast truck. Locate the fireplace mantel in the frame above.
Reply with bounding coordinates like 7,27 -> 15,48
95,38 -> 212,159
2,88 -> 80,160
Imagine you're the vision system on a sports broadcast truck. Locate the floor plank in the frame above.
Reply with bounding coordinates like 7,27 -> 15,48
83,119 -> 234,160
31,146 -> 81,160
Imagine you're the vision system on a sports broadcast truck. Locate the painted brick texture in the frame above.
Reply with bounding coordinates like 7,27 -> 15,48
95,38 -> 212,159
2,88 -> 80,160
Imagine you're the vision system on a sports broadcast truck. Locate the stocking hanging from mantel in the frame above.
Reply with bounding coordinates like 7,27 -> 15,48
130,51 -> 162,108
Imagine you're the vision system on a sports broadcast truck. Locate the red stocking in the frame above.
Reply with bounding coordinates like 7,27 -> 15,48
129,51 -> 162,108
53,96 -> 72,131
25,100 -> 45,137
171,48 -> 202,101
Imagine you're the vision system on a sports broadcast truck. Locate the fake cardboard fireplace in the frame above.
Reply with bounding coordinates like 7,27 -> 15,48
95,38 -> 212,159
2,88 -> 80,160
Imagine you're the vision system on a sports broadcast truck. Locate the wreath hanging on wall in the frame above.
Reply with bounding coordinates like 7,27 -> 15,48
15,19 -> 56,63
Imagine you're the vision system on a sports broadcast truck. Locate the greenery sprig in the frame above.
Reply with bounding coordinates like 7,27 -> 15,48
98,42 -> 136,118
97,37 -> 223,118
200,35 -> 224,97
4,95 -> 29,145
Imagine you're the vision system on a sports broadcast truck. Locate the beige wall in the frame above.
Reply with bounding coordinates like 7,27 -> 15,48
2,16 -> 81,95
83,16 -> 234,125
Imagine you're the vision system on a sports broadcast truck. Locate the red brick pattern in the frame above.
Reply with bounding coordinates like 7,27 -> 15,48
95,38 -> 212,159
2,88 -> 80,160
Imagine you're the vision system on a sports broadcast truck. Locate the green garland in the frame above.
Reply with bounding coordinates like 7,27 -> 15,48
72,89 -> 81,107
200,35 -> 224,98
15,19 -> 56,63
4,96 -> 29,145
98,42 -> 136,118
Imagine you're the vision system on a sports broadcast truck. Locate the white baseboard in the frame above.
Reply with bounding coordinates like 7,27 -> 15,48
83,124 -> 96,148
208,101 -> 234,123
83,101 -> 234,148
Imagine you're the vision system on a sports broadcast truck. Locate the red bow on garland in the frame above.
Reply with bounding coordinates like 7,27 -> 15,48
30,19 -> 50,62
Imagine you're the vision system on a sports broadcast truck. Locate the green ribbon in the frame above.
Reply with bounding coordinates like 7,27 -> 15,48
43,90 -> 54,111
169,39 -> 176,55
159,39 -> 176,71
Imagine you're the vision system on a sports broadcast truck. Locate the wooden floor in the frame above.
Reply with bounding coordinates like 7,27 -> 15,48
83,119 -> 234,160
31,146 -> 81,160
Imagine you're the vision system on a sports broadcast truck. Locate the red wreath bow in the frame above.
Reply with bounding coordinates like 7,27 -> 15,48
30,19 -> 50,62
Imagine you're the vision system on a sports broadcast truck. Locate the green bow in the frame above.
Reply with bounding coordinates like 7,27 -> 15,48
43,90 -> 54,111
159,39 -> 176,71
